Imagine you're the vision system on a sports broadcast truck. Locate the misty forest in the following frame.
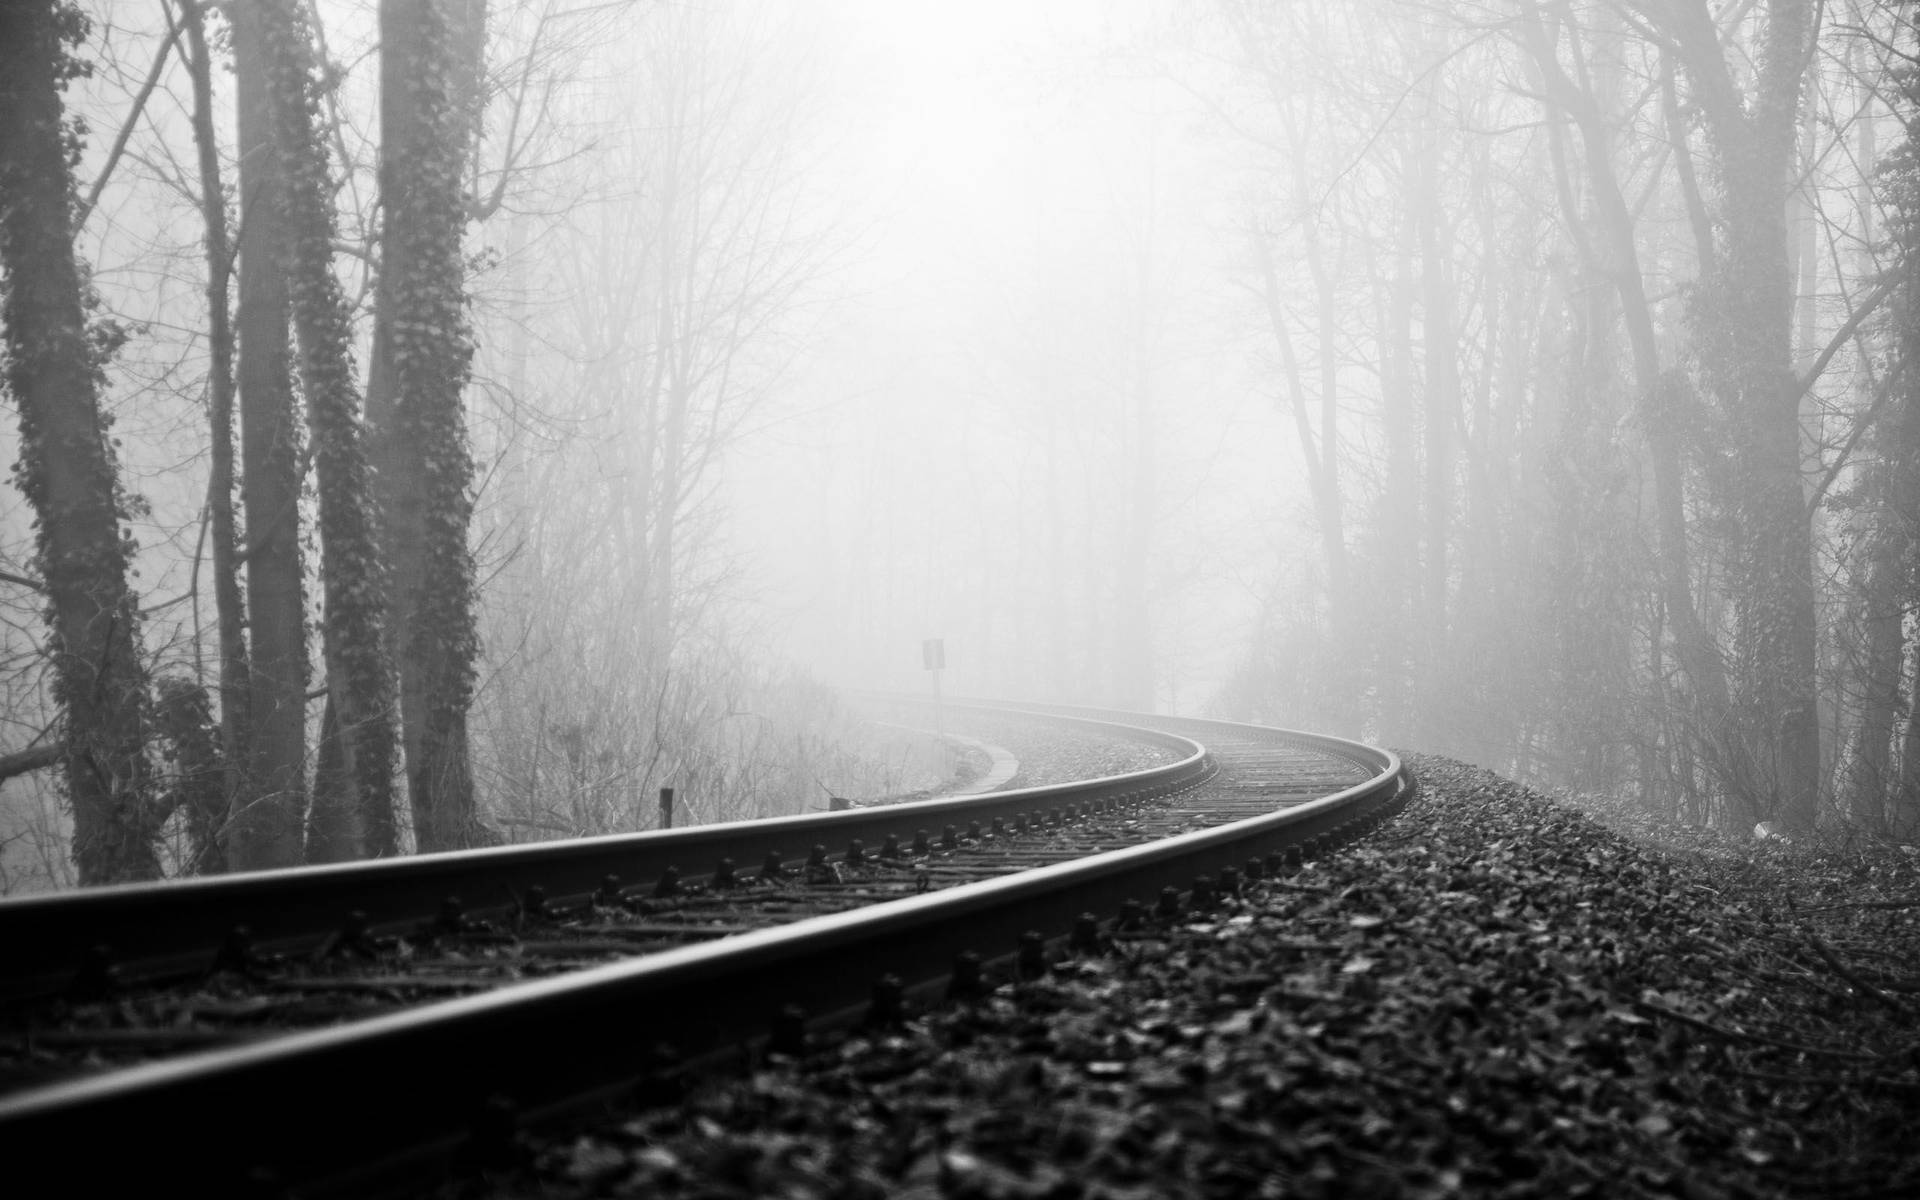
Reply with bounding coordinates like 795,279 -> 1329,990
2,0 -> 1918,890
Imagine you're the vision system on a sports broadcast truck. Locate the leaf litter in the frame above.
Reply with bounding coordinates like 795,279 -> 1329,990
441,754 -> 1919,1199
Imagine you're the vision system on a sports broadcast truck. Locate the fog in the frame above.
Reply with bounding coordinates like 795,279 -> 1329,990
2,0 -> 1914,884
738,1 -> 1271,704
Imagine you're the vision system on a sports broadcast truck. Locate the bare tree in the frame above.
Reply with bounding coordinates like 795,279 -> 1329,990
477,1 -> 836,829
174,0 -> 241,874
1511,0 -> 1753,814
1631,0 -> 1823,827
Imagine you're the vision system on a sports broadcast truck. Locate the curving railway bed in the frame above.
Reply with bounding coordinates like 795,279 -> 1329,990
0,700 -> 1410,1194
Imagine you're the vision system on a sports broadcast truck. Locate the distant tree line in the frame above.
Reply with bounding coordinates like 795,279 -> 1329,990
1206,0 -> 1920,836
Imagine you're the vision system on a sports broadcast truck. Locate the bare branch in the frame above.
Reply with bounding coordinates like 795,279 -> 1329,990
77,7 -> 184,228
0,742 -> 62,787
1793,275 -> 1896,400
1807,357 -> 1910,515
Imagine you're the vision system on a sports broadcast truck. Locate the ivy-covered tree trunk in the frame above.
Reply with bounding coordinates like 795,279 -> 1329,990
228,0 -> 310,869
256,0 -> 400,858
367,0 -> 489,852
0,1 -> 160,884
155,676 -> 226,873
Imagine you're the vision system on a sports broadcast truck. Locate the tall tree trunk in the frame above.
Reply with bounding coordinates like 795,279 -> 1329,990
1852,464 -> 1907,836
1255,196 -> 1352,730
1519,5 -> 1760,821
1373,194 -> 1421,743
1112,192 -> 1159,714
1840,39 -> 1902,837
367,0 -> 488,851
1417,143 -> 1458,747
1659,0 -> 1821,828
1113,354 -> 1157,712
0,1 -> 159,884
256,0 -> 400,857
176,0 -> 241,874
1887,2 -> 1920,835
230,0 -> 310,869
1901,635 -> 1920,834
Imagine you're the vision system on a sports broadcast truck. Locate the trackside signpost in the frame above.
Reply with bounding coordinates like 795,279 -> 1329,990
923,637 -> 945,733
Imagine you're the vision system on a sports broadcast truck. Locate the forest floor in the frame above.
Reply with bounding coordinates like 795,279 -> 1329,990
444,755 -> 1920,1199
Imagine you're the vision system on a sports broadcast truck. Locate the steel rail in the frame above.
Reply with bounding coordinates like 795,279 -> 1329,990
858,694 -> 1391,774
0,707 -> 1411,1193
0,707 -> 1203,1004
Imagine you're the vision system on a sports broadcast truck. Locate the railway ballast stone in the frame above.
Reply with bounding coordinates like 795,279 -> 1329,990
446,754 -> 1919,1199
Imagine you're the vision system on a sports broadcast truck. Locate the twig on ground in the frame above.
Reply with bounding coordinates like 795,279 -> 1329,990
1806,934 -> 1918,1017
1635,998 -> 1881,1061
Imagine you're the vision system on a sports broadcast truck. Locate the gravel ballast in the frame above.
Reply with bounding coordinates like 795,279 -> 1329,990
440,755 -> 1919,1199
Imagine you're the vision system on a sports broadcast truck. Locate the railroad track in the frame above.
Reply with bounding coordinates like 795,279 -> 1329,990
0,700 -> 1410,1193
0,708 -> 1182,1089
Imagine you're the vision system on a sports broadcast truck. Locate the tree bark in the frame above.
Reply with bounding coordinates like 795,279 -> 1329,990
1254,203 -> 1353,729
155,676 -> 226,873
1650,0 -> 1822,828
1373,190 -> 1421,744
0,0 -> 160,884
229,0 -> 310,869
255,0 -> 400,858
1516,2 -> 1759,821
367,0 -> 489,852
1417,140 -> 1458,747
176,0 -> 242,874
1841,42 -> 1904,837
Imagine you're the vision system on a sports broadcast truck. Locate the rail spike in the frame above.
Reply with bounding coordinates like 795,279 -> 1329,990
948,951 -> 985,1000
521,886 -> 548,918
769,1004 -> 808,1057
465,1093 -> 523,1171
652,866 -> 681,899
214,925 -> 258,975
866,974 -> 906,1028
71,943 -> 118,999
1017,930 -> 1049,980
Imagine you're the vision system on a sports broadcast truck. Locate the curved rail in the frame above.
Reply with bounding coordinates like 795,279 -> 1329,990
0,708 -> 1203,1004
0,704 -> 1411,1193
